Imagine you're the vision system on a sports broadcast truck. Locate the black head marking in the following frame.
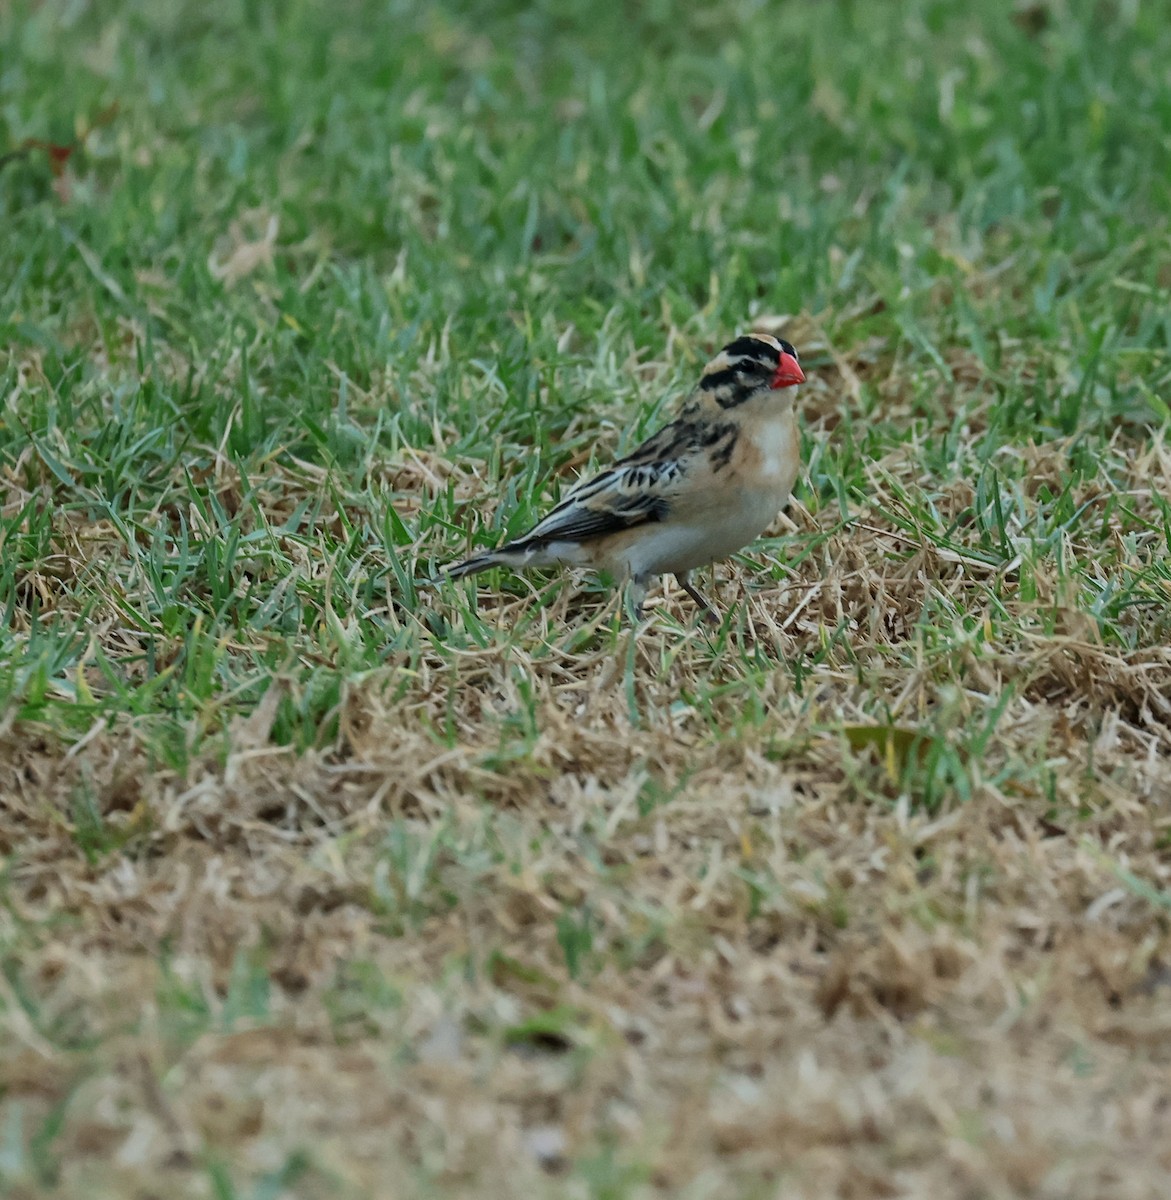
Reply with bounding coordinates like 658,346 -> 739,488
699,334 -> 800,407
700,366 -> 745,393
701,353 -> 769,408
720,335 -> 782,364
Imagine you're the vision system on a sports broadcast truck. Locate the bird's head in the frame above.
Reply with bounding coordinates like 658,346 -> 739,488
698,334 -> 805,409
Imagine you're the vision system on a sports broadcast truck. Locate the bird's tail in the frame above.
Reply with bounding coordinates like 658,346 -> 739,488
446,549 -> 518,580
446,539 -> 563,581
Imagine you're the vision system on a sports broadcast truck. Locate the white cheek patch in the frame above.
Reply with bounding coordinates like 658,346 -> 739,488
703,351 -> 735,376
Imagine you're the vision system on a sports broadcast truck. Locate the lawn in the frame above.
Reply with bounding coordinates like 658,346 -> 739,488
2,0 -> 1171,1195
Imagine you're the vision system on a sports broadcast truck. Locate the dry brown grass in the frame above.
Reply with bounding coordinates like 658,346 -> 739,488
3,354 -> 1170,1199
6,4 -> 1171,1191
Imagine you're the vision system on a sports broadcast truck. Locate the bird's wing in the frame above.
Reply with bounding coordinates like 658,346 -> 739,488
506,421 -> 704,549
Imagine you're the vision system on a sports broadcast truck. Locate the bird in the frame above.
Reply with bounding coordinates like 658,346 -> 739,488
447,333 -> 806,621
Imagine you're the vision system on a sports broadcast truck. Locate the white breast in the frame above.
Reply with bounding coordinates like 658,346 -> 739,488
754,414 -> 800,486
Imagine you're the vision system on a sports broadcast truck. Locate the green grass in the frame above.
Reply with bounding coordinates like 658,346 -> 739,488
2,1 -> 1171,1197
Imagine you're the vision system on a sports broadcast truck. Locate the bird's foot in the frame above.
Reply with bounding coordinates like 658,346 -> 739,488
624,578 -> 650,626
676,573 -> 719,625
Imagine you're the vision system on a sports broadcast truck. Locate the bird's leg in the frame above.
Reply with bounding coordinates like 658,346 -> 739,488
676,572 -> 719,625
624,577 -> 650,624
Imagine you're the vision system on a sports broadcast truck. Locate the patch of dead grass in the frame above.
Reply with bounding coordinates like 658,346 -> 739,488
2,351 -> 1171,1199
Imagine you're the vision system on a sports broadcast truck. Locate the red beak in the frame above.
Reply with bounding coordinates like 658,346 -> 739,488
770,351 -> 805,389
